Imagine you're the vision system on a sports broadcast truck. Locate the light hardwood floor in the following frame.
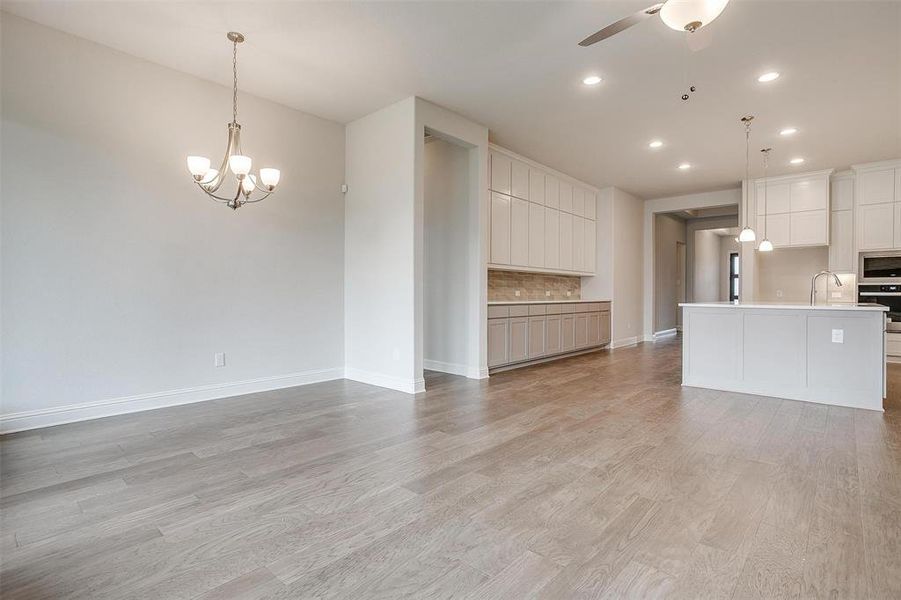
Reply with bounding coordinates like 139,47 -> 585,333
2,338 -> 900,599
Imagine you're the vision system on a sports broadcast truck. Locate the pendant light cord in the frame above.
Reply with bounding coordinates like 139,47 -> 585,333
232,39 -> 238,125
762,149 -> 770,238
744,120 -> 751,227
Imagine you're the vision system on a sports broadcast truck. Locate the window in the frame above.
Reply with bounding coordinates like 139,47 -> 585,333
729,252 -> 740,301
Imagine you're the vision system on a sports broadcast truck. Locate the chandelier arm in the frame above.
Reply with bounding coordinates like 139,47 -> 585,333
194,181 -> 237,203
240,190 -> 274,204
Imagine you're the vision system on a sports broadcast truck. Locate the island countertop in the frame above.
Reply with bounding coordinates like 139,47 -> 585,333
679,302 -> 887,312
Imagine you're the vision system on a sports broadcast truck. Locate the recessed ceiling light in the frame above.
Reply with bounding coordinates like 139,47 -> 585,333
582,75 -> 602,86
678,163 -> 691,170
649,140 -> 663,148
790,157 -> 805,165
779,127 -> 798,136
758,71 -> 780,83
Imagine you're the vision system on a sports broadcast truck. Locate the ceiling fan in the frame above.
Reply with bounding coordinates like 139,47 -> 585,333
579,0 -> 729,47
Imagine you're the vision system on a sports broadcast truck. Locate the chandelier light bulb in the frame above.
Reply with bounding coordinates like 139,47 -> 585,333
187,156 -> 211,179
241,174 -> 257,193
228,155 -> 252,176
758,238 -> 774,252
200,168 -> 219,185
659,0 -> 729,32
738,226 -> 756,242
260,168 -> 281,189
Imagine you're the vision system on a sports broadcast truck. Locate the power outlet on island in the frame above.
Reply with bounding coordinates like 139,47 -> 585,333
214,352 -> 226,367
831,329 -> 844,344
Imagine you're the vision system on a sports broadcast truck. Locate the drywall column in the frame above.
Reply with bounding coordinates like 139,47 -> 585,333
344,98 -> 421,393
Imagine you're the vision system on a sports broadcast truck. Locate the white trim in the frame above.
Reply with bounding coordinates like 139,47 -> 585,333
423,359 -> 483,379
344,367 -> 425,394
0,368 -> 345,434
682,381 -> 883,413
611,336 -> 640,349
653,328 -> 678,339
488,143 -> 600,194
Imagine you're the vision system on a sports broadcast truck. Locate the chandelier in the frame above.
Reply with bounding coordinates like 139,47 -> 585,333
186,32 -> 280,210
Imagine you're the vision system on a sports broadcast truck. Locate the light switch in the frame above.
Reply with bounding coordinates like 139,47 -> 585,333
831,329 -> 844,344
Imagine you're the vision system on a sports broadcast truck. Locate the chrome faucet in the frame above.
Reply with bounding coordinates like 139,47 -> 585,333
810,270 -> 843,305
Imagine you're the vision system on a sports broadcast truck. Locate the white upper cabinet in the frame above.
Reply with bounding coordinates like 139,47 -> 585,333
858,168 -> 895,205
828,172 -> 854,273
831,176 -> 854,211
572,187 -> 584,217
559,181 -> 573,214
529,169 -> 545,206
853,160 -> 901,251
490,150 -> 512,196
751,169 -> 831,247
545,175 -> 559,209
511,160 -> 529,200
487,145 -> 598,275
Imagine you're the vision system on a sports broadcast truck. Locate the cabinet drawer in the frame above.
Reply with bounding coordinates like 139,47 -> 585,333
545,304 -> 562,314
529,305 -> 547,315
561,303 -> 576,313
575,303 -> 593,313
488,305 -> 509,319
509,305 -> 529,317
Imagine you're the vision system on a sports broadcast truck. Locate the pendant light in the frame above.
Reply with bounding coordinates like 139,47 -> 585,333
738,115 -> 757,242
186,32 -> 281,210
758,148 -> 774,252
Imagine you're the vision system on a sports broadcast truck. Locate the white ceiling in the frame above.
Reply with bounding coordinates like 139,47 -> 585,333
4,1 -> 900,198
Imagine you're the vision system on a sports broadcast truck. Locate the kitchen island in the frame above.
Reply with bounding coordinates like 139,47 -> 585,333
680,302 -> 887,411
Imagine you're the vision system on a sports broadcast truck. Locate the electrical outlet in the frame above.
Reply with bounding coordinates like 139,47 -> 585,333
546,291 -> 551,297
832,329 -> 844,344
776,290 -> 783,298
514,290 -> 521,297
566,291 -> 572,297
214,352 -> 226,367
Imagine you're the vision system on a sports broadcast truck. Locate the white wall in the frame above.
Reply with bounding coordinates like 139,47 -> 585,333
684,215 -> 739,302
611,188 -> 645,346
1,15 -> 346,431
344,98 -> 419,393
693,230 -> 722,302
643,188 -> 741,340
654,214 -> 686,332
423,138 -> 470,374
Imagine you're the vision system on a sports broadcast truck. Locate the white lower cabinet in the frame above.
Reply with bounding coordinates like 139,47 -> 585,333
488,302 -> 611,370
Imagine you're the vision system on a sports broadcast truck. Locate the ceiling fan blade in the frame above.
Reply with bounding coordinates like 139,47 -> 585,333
579,3 -> 666,47
686,25 -> 714,52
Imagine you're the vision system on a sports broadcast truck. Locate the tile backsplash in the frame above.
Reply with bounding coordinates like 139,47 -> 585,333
488,270 -> 581,301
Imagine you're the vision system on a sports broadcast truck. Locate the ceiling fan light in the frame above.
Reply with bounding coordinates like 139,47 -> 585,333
660,0 -> 729,32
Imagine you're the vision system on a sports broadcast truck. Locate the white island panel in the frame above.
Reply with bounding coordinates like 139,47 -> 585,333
681,303 -> 886,412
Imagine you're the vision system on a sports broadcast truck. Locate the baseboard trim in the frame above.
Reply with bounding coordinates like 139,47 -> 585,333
653,328 -> 678,340
0,367 -> 345,434
611,336 -> 640,349
423,359 -> 483,379
344,367 -> 425,394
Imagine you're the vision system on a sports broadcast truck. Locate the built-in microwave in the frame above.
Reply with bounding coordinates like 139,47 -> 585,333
859,251 -> 901,284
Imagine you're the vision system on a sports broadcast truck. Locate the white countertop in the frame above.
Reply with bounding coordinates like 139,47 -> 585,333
679,301 -> 888,312
488,299 -> 611,305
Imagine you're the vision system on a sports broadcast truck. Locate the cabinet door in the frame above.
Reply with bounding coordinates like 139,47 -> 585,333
859,169 -> 895,205
545,314 -> 562,354
490,151 -> 512,195
511,159 -> 529,200
894,203 -> 901,249
544,208 -> 559,269
896,168 -> 901,203
509,317 -> 529,363
584,219 -> 597,274
529,203 -> 545,268
561,315 -> 575,351
600,312 -> 611,344
790,209 -> 828,246
510,197 -> 530,266
831,177 -> 854,211
574,314 -> 589,348
545,175 -> 559,209
529,169 -> 545,206
487,319 -> 509,367
758,213 -> 790,248
559,181 -> 573,214
585,191 -> 596,220
528,316 -> 546,359
756,182 -> 790,215
490,192 -> 511,264
790,178 -> 828,212
829,210 -> 853,272
559,212 -> 573,270
572,187 -> 585,217
572,216 -> 585,272
587,312 -> 601,346
858,202 -> 895,250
